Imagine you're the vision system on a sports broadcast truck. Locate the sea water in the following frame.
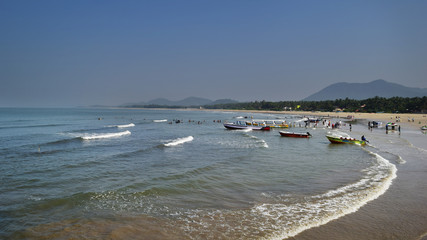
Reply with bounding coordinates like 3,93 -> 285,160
0,108 -> 402,239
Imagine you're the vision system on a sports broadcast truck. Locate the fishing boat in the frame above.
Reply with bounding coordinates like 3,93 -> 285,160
279,131 -> 312,138
326,134 -> 366,145
266,120 -> 289,128
223,122 -> 270,131
246,120 -> 289,128
304,118 -> 321,123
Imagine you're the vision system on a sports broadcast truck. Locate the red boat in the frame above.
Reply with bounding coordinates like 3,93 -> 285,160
279,131 -> 312,138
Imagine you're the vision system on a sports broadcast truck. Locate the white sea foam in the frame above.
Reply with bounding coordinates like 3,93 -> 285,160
327,130 -> 350,138
164,136 -> 194,147
81,130 -> 131,140
153,119 -> 168,123
249,135 -> 269,148
116,123 -> 135,128
240,128 -> 252,132
260,140 -> 269,148
251,149 -> 397,240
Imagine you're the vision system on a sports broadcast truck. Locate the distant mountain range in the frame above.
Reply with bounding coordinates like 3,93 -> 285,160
303,79 -> 427,101
122,97 -> 239,107
120,80 -> 426,108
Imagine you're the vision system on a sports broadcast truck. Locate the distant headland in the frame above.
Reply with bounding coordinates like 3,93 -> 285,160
119,80 -> 427,113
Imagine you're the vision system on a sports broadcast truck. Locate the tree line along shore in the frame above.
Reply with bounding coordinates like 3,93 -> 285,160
123,96 -> 427,130
203,96 -> 427,114
129,96 -> 427,114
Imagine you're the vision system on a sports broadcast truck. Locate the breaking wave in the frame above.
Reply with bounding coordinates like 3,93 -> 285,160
108,123 -> 135,128
80,131 -> 131,140
249,135 -> 269,148
167,149 -> 397,239
164,136 -> 194,147
252,149 -> 397,239
153,119 -> 168,123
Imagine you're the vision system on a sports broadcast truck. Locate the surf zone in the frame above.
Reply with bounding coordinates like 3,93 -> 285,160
164,136 -> 194,147
108,123 -> 135,128
80,131 -> 131,140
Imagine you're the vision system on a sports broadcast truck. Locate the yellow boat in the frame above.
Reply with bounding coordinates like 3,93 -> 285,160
326,135 -> 366,145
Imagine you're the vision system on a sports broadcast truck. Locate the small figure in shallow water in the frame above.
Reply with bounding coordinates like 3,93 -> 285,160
361,135 -> 369,143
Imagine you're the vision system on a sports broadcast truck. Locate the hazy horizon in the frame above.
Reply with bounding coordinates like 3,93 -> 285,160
1,1 -> 426,107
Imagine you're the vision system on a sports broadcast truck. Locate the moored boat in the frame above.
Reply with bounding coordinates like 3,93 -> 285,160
279,131 -> 311,138
223,122 -> 270,131
246,120 -> 289,128
326,135 -> 366,145
386,122 -> 399,130
421,126 -> 427,131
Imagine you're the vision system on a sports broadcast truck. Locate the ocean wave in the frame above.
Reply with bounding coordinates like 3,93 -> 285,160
251,150 -> 397,239
20,150 -> 397,240
108,123 -> 135,128
153,119 -> 168,123
218,134 -> 268,149
80,131 -> 131,140
167,149 -> 397,240
164,136 -> 194,147
249,135 -> 269,148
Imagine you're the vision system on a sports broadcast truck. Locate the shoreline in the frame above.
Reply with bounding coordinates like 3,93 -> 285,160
115,107 -> 427,239
197,108 -> 427,239
4,107 -> 426,239
119,107 -> 427,128
194,108 -> 427,130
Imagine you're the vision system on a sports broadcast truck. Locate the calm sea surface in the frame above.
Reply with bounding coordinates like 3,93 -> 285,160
0,108 -> 407,239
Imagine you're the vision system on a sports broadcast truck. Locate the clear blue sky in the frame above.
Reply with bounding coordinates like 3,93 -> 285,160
1,0 -> 426,107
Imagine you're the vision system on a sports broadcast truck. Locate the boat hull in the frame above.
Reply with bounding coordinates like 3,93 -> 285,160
326,135 -> 366,145
224,123 -> 270,131
279,131 -> 311,138
270,124 -> 289,128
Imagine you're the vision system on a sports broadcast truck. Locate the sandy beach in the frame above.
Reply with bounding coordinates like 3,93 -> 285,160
199,108 -> 427,130
285,111 -> 427,129
286,112 -> 427,239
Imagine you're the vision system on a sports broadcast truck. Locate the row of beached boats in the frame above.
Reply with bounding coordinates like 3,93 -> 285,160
245,119 -> 290,128
223,121 -> 368,145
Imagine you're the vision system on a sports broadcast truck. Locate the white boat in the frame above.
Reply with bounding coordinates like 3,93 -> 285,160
246,119 -> 289,128
223,121 -> 270,131
386,122 -> 399,130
